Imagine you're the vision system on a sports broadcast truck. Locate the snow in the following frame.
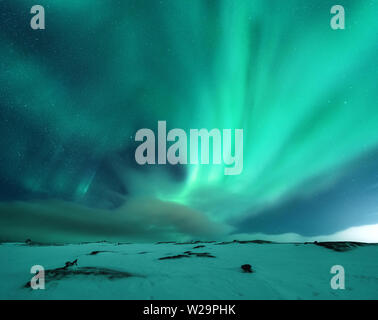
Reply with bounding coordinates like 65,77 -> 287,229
0,241 -> 377,299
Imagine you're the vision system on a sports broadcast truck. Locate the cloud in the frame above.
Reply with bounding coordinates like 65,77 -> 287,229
230,224 -> 378,243
0,198 -> 228,244
1,197 -> 377,244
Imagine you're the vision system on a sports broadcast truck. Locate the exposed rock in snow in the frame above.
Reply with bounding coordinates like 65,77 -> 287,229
0,241 -> 377,299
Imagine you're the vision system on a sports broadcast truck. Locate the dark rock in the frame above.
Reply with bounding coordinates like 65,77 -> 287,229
192,252 -> 215,258
64,259 -> 78,269
174,241 -> 201,245
24,266 -> 136,288
216,240 -> 273,245
156,241 -> 176,245
88,251 -> 110,256
158,254 -> 191,260
244,240 -> 272,244
241,264 -> 253,273
183,251 -> 215,258
159,251 -> 216,260
314,241 -> 370,252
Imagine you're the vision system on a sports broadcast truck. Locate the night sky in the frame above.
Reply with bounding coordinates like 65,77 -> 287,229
1,0 -> 378,243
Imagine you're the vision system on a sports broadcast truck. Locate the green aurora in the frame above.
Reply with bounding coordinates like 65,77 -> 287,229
0,0 -> 378,242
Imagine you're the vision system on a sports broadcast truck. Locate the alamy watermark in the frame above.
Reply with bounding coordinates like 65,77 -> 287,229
30,265 -> 45,290
28,263 -> 346,291
29,4 -> 347,31
30,5 -> 45,30
330,265 -> 345,290
330,5 -> 345,30
134,121 -> 244,175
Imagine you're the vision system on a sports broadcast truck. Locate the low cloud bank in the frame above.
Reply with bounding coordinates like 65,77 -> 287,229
0,198 -> 228,243
230,224 -> 378,243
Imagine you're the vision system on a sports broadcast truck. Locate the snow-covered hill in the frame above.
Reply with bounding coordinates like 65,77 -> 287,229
0,241 -> 377,299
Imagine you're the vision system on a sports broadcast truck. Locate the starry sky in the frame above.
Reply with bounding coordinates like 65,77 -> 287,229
1,0 -> 378,243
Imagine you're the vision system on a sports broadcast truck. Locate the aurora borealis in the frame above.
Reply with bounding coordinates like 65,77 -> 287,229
1,0 -> 378,243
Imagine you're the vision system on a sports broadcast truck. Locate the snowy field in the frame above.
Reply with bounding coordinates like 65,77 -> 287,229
0,241 -> 377,300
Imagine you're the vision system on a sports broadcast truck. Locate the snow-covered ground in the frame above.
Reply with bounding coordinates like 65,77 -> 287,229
0,241 -> 377,299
